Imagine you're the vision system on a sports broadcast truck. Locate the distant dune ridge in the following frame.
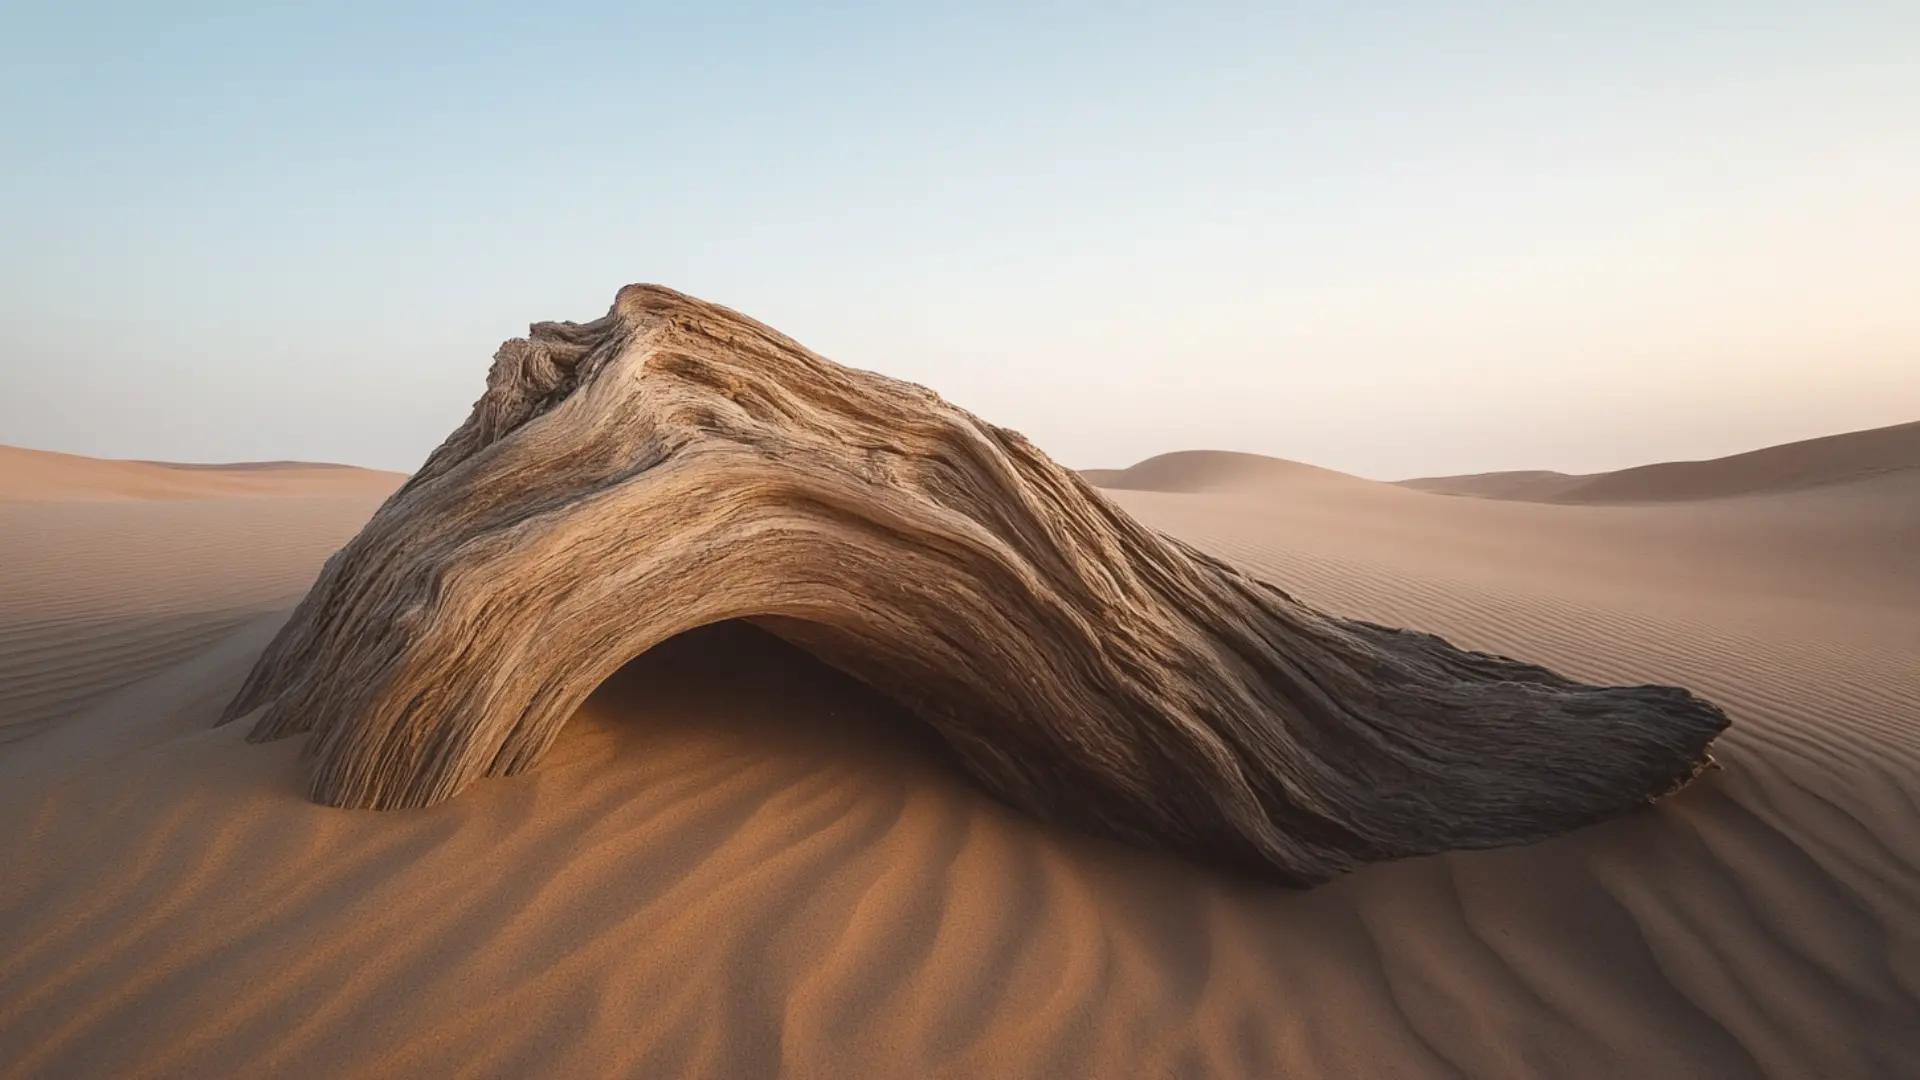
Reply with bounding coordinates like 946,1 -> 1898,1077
1397,419 -> 1920,503
1394,468 -> 1590,501
4,369 -> 1919,1076
1080,450 -> 1366,494
0,444 -> 404,503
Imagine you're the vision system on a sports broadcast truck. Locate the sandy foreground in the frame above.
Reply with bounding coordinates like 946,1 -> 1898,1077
1,439 -> 1916,1079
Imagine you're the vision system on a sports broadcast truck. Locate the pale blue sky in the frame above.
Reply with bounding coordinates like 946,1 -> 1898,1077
3,2 -> 1916,478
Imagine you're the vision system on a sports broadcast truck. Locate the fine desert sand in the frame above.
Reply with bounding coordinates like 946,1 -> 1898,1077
1,424 -> 1916,1079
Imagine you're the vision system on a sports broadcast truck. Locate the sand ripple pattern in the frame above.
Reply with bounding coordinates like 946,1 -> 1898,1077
1,471 -> 1916,1078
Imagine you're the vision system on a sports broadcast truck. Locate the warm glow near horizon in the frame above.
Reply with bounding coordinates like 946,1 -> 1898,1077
3,3 -> 1916,479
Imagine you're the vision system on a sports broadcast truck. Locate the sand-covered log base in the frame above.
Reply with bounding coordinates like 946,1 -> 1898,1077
220,284 -> 1726,884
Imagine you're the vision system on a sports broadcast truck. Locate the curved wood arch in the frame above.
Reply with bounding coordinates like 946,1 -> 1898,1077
222,284 -> 1727,884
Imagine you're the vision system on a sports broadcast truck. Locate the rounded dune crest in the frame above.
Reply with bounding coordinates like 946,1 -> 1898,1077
1082,450 -> 1372,494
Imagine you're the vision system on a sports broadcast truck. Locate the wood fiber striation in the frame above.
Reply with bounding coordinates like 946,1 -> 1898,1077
222,284 -> 1728,884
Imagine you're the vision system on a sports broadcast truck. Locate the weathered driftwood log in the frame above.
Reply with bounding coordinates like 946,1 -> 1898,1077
222,284 -> 1728,884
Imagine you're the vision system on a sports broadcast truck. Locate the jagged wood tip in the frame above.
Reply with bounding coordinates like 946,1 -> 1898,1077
221,283 -> 1729,885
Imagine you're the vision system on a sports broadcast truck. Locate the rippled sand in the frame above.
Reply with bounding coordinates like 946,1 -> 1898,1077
2,444 -> 1915,1079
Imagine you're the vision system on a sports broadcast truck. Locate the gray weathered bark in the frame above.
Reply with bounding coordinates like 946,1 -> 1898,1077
221,284 -> 1727,884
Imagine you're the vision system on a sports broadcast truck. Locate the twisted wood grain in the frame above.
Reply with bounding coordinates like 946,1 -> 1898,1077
221,284 -> 1727,884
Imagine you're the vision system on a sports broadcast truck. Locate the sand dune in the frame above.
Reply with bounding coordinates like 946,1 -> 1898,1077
1080,449 -> 1370,494
1,442 -> 1917,1078
1400,420 -> 1920,503
1398,469 -> 1588,501
0,456 -> 402,745
0,443 -> 405,503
